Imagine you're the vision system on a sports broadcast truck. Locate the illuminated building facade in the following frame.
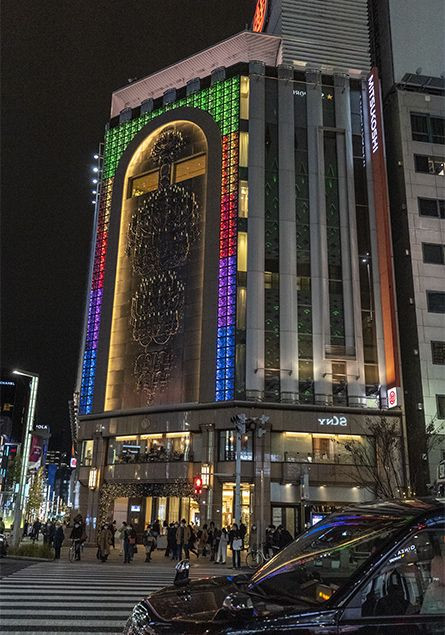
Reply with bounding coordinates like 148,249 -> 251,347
77,2 -> 404,538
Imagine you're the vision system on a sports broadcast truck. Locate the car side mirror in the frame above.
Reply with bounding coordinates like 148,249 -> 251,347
222,592 -> 255,617
174,559 -> 190,587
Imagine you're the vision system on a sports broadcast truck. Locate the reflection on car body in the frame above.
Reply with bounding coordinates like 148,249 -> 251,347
124,498 -> 445,634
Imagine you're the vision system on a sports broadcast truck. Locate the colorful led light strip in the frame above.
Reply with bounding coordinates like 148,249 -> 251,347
80,77 -> 240,414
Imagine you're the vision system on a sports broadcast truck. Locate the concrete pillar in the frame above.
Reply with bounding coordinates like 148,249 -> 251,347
306,69 -> 331,403
278,64 -> 298,402
334,74 -> 365,404
246,61 -> 266,401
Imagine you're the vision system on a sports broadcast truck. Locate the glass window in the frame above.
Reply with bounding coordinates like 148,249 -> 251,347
173,153 -> 206,183
432,117 -> 445,145
359,530 -> 445,617
237,232 -> 248,271
422,243 -> 445,264
239,132 -> 249,167
427,291 -> 445,313
411,113 -> 429,142
414,154 -> 445,175
249,511 -> 416,605
218,430 -> 253,461
239,180 -> 248,218
130,170 -> 159,197
240,76 -> 249,119
431,341 -> 445,365
411,113 -> 445,145
418,197 -> 445,218
437,395 -> 445,419
80,440 -> 94,466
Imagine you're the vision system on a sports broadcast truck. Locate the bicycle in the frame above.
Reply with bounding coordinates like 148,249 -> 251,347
246,547 -> 269,568
68,539 -> 83,562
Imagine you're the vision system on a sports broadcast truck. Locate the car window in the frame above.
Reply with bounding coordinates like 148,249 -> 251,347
359,530 -> 445,617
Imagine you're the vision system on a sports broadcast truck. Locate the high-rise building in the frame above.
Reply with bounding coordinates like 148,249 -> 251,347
369,0 -> 445,494
76,1 -> 404,538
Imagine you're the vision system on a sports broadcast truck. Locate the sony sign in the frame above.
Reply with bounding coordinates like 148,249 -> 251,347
368,74 -> 378,154
318,415 -> 348,427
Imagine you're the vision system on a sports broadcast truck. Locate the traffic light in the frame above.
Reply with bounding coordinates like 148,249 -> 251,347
230,413 -> 247,434
193,474 -> 203,495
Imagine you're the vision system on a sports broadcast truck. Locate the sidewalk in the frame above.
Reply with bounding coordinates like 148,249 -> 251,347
17,536 -> 249,570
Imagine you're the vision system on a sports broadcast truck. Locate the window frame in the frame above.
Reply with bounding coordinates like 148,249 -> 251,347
418,197 -> 445,219
427,290 -> 445,313
431,341 -> 445,365
218,429 -> 253,462
411,112 -> 445,145
422,242 -> 445,265
437,395 -> 445,419
414,154 -> 445,175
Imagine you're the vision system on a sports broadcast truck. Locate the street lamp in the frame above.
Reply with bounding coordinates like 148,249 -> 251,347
11,369 -> 39,547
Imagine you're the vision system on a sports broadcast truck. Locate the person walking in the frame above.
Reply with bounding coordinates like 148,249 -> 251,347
31,519 -> 41,543
124,524 -> 136,563
53,522 -> 64,560
47,521 -> 56,547
229,523 -> 242,569
70,520 -> 83,561
110,520 -> 117,549
215,527 -> 228,564
187,523 -> 197,557
97,523 -> 113,562
249,523 -> 258,552
198,524 -> 208,558
119,521 -> 128,555
239,521 -> 247,549
175,519 -> 190,561
0,518 -> 5,534
208,522 -> 216,561
142,525 -> 156,562
166,522 -> 176,558
152,519 -> 161,538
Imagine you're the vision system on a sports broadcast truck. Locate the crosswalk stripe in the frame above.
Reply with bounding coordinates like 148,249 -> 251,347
0,560 -> 224,633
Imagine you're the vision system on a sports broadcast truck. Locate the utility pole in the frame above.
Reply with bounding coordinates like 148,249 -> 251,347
231,414 -> 247,525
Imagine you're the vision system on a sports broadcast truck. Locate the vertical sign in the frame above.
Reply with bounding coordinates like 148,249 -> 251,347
367,67 -> 400,388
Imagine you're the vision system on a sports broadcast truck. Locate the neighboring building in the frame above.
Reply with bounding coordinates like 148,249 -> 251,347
76,0 -> 404,539
369,0 -> 445,493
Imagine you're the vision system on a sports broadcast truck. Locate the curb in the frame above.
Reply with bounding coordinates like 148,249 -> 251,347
5,555 -> 52,562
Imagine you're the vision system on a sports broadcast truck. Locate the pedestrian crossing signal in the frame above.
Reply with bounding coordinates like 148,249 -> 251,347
193,475 -> 203,495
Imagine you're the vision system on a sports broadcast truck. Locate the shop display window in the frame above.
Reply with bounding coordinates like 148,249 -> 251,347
218,430 -> 253,461
107,432 -> 191,464
271,432 -> 373,465
80,439 -> 94,466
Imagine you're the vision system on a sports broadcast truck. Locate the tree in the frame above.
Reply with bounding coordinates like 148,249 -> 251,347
340,416 -> 404,499
26,467 -> 45,518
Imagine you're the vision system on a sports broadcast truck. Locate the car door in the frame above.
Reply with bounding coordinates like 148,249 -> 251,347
338,527 -> 445,634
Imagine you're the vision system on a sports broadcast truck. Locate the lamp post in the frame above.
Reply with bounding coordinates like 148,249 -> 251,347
11,369 -> 39,547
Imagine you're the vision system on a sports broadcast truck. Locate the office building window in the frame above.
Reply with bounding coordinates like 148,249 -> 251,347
427,291 -> 445,313
422,242 -> 445,264
418,197 -> 445,218
431,341 -> 445,365
437,395 -> 445,419
411,113 -> 445,144
414,154 -> 445,176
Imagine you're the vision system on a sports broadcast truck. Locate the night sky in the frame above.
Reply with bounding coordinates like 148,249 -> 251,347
2,0 -> 256,452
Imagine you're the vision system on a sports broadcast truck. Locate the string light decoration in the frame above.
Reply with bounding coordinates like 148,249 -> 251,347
79,76 -> 240,414
130,273 -> 184,347
98,479 -> 196,526
127,128 -> 200,403
134,350 -> 174,402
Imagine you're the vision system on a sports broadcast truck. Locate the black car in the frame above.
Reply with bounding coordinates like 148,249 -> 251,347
124,498 -> 444,633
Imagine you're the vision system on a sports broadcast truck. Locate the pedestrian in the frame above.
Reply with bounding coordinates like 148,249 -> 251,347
187,523 -> 197,557
111,520 -> 117,549
239,521 -> 247,549
47,521 -> 56,547
216,527 -> 228,564
152,519 -> 160,537
119,521 -> 128,555
278,526 -> 293,550
42,522 -> 48,544
0,517 -> 5,534
142,524 -> 156,562
175,518 -> 190,560
31,518 -> 41,543
124,524 -> 136,563
265,525 -> 275,559
166,522 -> 176,558
70,520 -> 83,560
53,522 -> 64,560
249,523 -> 257,551
229,523 -> 242,569
198,524 -> 208,558
97,523 -> 113,562
208,521 -> 216,561
22,521 -> 28,538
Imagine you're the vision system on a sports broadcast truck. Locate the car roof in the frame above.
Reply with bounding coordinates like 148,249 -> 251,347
339,497 -> 444,519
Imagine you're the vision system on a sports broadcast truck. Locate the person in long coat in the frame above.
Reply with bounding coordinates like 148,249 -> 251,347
97,523 -> 113,562
53,522 -> 65,560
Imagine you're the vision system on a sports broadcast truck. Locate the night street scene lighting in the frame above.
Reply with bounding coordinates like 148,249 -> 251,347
1,1 -> 444,633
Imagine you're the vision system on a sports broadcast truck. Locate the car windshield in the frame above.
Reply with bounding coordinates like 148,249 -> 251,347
248,511 -> 413,605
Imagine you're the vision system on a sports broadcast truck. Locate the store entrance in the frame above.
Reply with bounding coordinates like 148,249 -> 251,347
221,483 -> 253,534
271,505 -> 300,538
